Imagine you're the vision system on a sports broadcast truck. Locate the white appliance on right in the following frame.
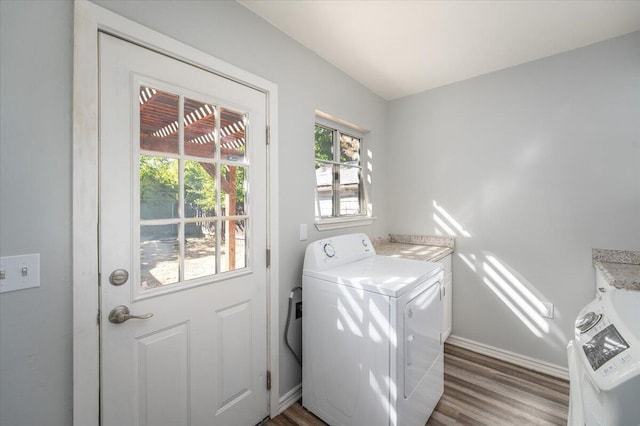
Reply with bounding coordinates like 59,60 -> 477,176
567,288 -> 640,425
302,233 -> 444,426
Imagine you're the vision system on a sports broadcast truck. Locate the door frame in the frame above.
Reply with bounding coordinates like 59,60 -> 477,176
72,1 -> 280,424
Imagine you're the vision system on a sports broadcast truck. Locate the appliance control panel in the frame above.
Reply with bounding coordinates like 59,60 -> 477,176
575,300 -> 635,377
303,233 -> 375,272
582,324 -> 630,371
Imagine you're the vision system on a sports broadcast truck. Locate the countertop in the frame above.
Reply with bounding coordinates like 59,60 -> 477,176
592,249 -> 640,291
373,234 -> 454,262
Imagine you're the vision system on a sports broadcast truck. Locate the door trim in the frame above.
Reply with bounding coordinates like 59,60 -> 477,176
72,2 -> 280,424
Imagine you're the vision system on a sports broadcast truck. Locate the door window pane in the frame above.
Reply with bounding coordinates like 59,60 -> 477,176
184,98 -> 216,158
220,108 -> 246,162
140,155 -> 179,220
221,219 -> 246,272
139,86 -> 179,154
184,161 -> 216,218
184,221 -> 216,280
137,89 -> 252,292
140,224 -> 179,289
221,165 -> 246,216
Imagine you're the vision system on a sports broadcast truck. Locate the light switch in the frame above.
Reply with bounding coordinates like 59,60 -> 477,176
299,224 -> 308,241
0,254 -> 40,293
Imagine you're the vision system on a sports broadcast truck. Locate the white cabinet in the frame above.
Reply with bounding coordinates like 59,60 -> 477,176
440,255 -> 453,341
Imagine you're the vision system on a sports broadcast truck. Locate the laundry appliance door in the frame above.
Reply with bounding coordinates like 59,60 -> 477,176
395,275 -> 444,426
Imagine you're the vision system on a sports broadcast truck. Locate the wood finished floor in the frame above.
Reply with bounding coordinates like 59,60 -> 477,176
266,343 -> 569,426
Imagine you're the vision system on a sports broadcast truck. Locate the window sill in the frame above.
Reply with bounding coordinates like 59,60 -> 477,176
314,216 -> 377,231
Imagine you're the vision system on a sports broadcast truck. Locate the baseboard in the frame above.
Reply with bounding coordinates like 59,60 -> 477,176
447,334 -> 569,381
277,383 -> 302,415
275,337 -> 568,416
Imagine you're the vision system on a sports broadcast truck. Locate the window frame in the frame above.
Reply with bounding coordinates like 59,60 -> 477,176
314,112 -> 375,230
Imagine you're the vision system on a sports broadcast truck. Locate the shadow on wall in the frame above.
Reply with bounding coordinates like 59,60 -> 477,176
433,201 -> 568,352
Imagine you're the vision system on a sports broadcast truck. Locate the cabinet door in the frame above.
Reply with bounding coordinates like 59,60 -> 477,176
441,255 -> 452,340
443,273 -> 452,340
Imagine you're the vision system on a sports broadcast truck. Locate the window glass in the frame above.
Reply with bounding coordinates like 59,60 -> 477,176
315,161 -> 334,217
140,224 -> 179,289
184,221 -> 216,280
184,161 -> 216,218
139,86 -> 179,154
139,155 -> 179,220
340,134 -> 360,163
314,120 -> 365,219
184,97 -> 216,158
315,125 -> 333,161
221,165 -> 246,216
220,219 -> 246,272
220,108 -> 247,162
137,84 -> 250,292
339,165 -> 361,216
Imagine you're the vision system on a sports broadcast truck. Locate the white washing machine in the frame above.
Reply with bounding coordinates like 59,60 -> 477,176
302,233 -> 444,426
567,288 -> 640,425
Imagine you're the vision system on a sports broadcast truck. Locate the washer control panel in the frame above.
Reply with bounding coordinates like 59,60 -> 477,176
582,324 -> 630,371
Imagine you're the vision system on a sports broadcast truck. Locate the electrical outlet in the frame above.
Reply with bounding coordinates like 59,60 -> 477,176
295,301 -> 302,319
541,301 -> 554,319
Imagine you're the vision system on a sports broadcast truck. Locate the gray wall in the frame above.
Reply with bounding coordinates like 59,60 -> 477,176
387,31 -> 640,367
0,1 -> 387,425
0,1 -> 74,425
1,0 -> 638,424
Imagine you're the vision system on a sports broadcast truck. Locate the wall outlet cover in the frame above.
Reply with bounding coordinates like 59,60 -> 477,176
0,253 -> 40,294
541,301 -> 554,319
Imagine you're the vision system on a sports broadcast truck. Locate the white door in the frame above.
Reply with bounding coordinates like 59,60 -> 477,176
99,33 -> 268,426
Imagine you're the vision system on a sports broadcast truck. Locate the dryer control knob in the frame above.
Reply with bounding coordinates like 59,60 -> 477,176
575,311 -> 602,334
323,243 -> 336,258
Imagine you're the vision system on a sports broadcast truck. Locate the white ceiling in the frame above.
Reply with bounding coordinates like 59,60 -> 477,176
238,1 -> 640,100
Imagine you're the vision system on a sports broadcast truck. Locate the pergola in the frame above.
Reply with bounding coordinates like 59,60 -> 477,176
139,86 -> 246,271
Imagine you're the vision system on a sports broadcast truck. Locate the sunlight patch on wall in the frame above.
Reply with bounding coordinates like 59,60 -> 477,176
456,250 -> 568,345
482,259 -> 549,336
434,202 -> 567,345
457,253 -> 476,272
433,201 -> 471,237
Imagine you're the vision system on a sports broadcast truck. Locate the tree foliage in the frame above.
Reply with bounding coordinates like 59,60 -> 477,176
139,155 -> 178,203
139,155 -> 246,217
314,125 -> 333,163
184,160 -> 216,215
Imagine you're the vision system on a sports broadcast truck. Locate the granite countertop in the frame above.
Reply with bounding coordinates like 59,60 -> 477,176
373,234 -> 454,262
592,249 -> 640,291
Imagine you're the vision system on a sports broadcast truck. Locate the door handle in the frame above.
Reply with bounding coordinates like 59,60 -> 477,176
108,305 -> 154,324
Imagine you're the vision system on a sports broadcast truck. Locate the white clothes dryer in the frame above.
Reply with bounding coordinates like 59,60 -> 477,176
302,233 -> 444,426
567,288 -> 640,425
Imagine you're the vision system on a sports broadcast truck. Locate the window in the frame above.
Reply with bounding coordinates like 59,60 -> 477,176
314,113 -> 374,230
138,84 -> 249,291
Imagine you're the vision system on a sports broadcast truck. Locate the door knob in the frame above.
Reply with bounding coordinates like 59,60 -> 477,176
108,305 -> 153,324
